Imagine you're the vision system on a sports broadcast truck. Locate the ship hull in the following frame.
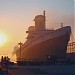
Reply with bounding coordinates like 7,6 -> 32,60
16,32 -> 70,61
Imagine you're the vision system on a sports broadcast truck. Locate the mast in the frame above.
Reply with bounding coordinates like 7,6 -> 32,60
43,11 -> 46,27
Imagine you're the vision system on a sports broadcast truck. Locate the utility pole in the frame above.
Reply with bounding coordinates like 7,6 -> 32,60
18,42 -> 22,61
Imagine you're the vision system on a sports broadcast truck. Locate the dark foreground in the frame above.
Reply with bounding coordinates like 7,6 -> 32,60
5,64 -> 75,75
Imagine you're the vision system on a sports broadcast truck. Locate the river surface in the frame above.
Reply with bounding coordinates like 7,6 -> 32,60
7,65 -> 75,75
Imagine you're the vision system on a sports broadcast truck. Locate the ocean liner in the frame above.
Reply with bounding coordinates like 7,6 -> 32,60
16,11 -> 71,63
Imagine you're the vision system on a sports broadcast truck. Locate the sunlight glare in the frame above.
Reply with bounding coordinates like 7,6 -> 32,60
0,33 -> 7,46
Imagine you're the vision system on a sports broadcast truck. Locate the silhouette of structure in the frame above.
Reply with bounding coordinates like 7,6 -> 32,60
15,11 -> 71,65
18,42 -> 23,61
67,42 -> 75,53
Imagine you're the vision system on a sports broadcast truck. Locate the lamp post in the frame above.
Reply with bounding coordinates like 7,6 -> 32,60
18,42 -> 23,61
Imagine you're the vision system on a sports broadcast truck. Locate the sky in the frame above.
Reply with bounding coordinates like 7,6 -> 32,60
0,0 -> 74,61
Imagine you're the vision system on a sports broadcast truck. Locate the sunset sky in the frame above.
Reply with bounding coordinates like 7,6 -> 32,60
0,0 -> 74,61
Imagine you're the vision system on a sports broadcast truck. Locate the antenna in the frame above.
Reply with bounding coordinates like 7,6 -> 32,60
61,23 -> 63,28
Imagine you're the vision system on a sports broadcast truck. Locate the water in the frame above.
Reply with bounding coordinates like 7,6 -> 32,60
8,65 -> 75,75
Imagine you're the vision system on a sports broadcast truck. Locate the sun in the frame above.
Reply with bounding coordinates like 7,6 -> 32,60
0,33 -> 7,46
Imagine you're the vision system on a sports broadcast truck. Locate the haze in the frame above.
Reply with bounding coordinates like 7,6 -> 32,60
0,0 -> 74,61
